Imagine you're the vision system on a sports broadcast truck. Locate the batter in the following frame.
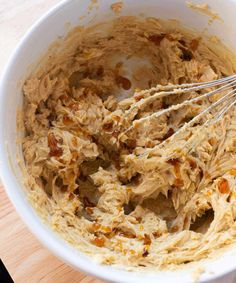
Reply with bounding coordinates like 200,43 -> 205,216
22,16 -> 236,269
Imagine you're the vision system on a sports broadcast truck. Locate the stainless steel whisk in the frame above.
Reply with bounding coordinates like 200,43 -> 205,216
120,74 -> 236,157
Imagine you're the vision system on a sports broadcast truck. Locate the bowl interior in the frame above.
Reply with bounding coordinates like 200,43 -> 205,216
1,0 -> 236,282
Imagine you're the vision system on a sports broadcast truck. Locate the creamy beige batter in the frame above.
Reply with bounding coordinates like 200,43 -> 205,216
22,16 -> 236,269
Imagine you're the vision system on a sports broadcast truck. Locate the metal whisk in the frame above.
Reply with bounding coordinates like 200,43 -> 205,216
120,74 -> 236,157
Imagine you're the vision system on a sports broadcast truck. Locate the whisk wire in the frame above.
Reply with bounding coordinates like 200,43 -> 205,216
121,75 -> 236,157
123,77 -> 236,136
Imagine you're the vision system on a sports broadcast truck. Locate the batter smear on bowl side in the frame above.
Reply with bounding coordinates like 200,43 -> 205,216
22,17 -> 236,269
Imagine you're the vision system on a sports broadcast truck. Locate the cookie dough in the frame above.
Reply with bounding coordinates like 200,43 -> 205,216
22,16 -> 236,269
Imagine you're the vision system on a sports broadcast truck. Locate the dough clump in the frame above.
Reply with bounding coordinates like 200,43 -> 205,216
22,17 -> 236,269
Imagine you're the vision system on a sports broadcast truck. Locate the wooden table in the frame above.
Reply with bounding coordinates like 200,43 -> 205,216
0,1 -> 105,282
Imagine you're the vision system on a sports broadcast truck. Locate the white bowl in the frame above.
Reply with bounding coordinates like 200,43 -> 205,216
1,0 -> 236,282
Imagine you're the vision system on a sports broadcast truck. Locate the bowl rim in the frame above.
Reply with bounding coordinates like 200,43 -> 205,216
0,0 -> 236,282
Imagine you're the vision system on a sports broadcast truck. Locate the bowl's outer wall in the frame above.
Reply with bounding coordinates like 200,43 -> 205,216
1,0 -> 236,282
